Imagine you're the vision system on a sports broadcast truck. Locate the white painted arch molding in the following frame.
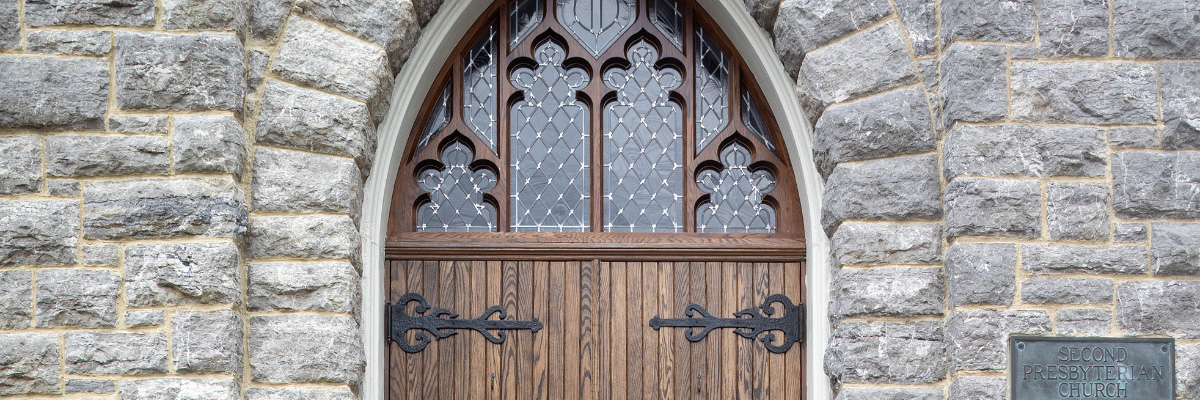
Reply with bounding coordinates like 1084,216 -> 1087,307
361,0 -> 832,397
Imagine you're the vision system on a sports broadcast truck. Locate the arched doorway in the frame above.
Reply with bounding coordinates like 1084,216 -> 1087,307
361,0 -> 831,397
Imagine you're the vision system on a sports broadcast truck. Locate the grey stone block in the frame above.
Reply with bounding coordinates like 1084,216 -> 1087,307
1117,281 -> 1200,338
1056,308 -> 1111,336
822,153 -> 941,235
944,178 -> 1040,239
948,377 -> 1005,400
119,378 -> 240,400
940,43 -> 1007,124
943,123 -> 1106,178
125,242 -> 241,307
1023,245 -> 1148,275
116,32 -> 245,112
0,333 -> 59,395
1151,223 -> 1200,276
1036,0 -> 1109,57
248,50 -> 269,90
945,309 -> 1051,371
1021,277 -> 1112,304
46,180 -> 79,197
1009,44 -> 1038,59
246,387 -> 356,400
1011,61 -> 1158,125
0,271 -> 31,330
894,0 -> 936,56
65,332 -> 167,375
25,0 -> 156,26
273,17 -> 392,122
946,243 -> 1016,307
81,244 -> 118,266
1161,62 -> 1200,150
831,222 -> 942,267
941,0 -> 1035,44
1114,223 -> 1147,242
109,115 -> 169,134
173,115 -> 247,177
836,387 -> 943,400
1179,344 -> 1200,399
173,310 -> 243,375
28,30 -> 112,55
0,201 -> 79,266
163,0 -> 250,33
252,148 -> 362,219
1108,126 -> 1160,149
813,86 -> 935,177
66,379 -> 115,394
249,261 -> 359,312
250,314 -> 365,384
1112,151 -> 1200,219
0,57 -> 109,130
256,80 -> 376,171
796,20 -> 918,122
824,321 -> 946,384
250,0 -> 290,39
247,215 -> 360,263
35,269 -> 119,328
125,309 -> 164,328
742,0 -> 780,32
46,135 -> 170,177
1047,182 -> 1109,241
0,0 -> 15,50
294,0 -> 421,69
0,136 -> 42,195
1112,0 -> 1200,58
82,178 -> 247,240
771,0 -> 892,75
830,267 -> 944,319
413,0 -> 440,26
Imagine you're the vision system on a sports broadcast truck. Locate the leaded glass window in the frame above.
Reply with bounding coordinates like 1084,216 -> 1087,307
390,0 -> 802,238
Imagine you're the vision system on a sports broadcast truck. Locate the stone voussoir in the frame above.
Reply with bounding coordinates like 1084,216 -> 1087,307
796,20 -> 918,123
272,17 -> 393,124
293,0 -> 422,70
822,153 -> 942,236
256,79 -> 377,171
813,85 -> 935,178
771,0 -> 892,76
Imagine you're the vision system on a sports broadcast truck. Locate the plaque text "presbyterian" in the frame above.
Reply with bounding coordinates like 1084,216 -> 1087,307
1010,336 -> 1175,399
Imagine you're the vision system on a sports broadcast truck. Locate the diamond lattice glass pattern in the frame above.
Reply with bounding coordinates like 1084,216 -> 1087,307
602,40 -> 684,232
416,83 -> 452,154
464,23 -> 499,153
696,143 -> 777,233
509,0 -> 541,50
510,41 -> 591,232
416,141 -> 498,232
741,84 -> 776,154
556,0 -> 636,57
695,26 -> 729,153
649,0 -> 683,50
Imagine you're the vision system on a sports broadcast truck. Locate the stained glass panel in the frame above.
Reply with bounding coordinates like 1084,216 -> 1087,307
696,143 -> 777,233
509,0 -> 541,50
464,23 -> 499,153
603,40 -> 684,232
415,83 -> 452,154
556,0 -> 636,57
649,0 -> 683,50
416,141 -> 498,232
741,84 -> 777,154
695,26 -> 729,153
510,41 -> 591,232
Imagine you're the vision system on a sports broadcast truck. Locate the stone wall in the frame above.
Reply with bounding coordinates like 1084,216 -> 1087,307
0,0 -> 1197,399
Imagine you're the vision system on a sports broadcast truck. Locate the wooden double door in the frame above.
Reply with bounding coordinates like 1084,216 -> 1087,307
386,259 -> 804,399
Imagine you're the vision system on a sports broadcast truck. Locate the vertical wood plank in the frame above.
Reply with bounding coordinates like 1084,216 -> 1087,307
564,261 -> 581,400
579,260 -> 598,400
548,262 -> 566,400
471,261 -> 488,400
439,261 -> 457,398
625,262 -> 643,400
456,261 -> 471,400
657,262 -> 675,400
705,261 -> 723,399
500,261 -> 519,400
689,262 -> 708,398
610,262 -> 628,400
532,261 -> 550,400
598,261 -> 612,400
422,260 -> 441,400
406,261 -> 425,400
487,261 -> 502,400
672,261 -> 691,399
721,262 -> 737,400
387,261 -> 407,400
752,262 -> 770,398
768,262 -> 785,399
518,261 -> 535,400
736,262 -> 753,400
641,261 -> 659,399
783,262 -> 804,400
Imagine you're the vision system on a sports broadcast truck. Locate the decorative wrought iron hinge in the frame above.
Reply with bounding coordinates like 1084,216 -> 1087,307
386,292 -> 543,353
649,294 -> 804,354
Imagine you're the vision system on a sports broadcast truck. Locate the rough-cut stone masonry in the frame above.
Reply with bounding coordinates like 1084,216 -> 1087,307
0,0 -> 1198,398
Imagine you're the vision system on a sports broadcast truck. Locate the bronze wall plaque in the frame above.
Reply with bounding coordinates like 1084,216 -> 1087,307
1010,336 -> 1174,399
